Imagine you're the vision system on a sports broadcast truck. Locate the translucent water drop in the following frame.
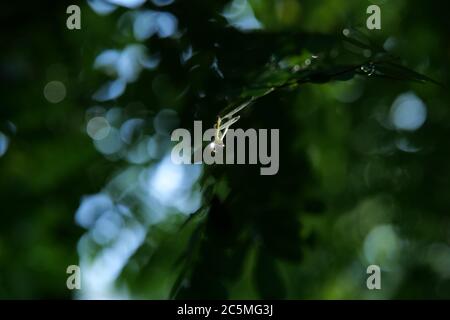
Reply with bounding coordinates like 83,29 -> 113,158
360,63 -> 375,76
292,65 -> 301,72
360,65 -> 370,72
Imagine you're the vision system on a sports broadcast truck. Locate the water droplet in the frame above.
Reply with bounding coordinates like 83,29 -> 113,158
292,65 -> 301,72
360,63 -> 376,76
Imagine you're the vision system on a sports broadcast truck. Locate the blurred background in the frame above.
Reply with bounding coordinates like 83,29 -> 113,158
1,0 -> 450,299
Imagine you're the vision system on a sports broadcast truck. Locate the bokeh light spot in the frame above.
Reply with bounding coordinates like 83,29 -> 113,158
0,132 -> 10,157
87,116 -> 111,140
44,80 -> 66,103
390,92 -> 427,131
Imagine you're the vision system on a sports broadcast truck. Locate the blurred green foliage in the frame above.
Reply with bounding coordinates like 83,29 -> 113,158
1,0 -> 450,299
